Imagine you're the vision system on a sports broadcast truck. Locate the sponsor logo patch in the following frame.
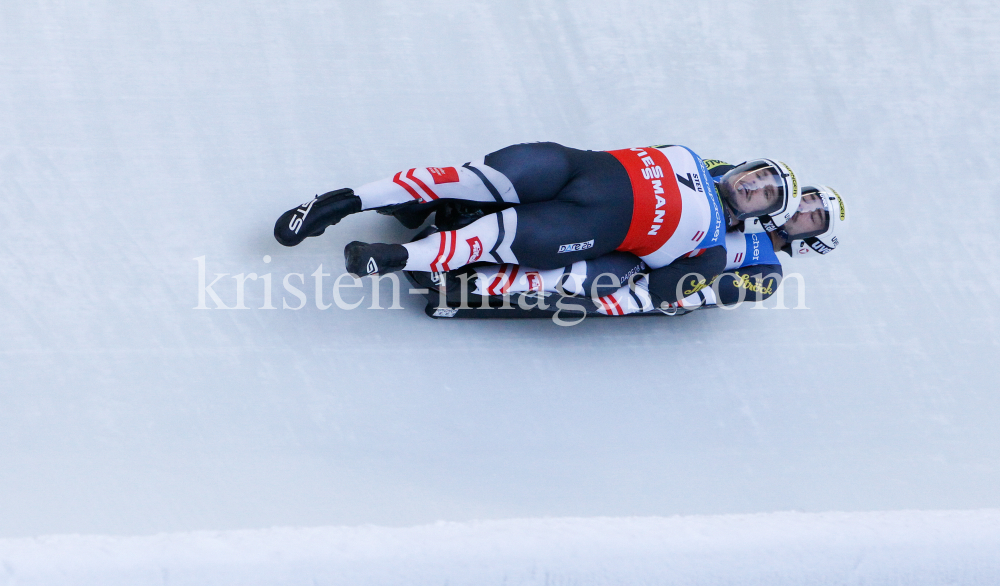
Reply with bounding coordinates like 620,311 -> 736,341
833,189 -> 846,221
428,167 -> 460,184
432,307 -> 458,318
809,240 -> 834,254
466,236 -> 483,264
558,239 -> 594,253
365,257 -> 378,275
732,271 -> 775,295
526,271 -> 542,292
780,161 -> 798,199
684,277 -> 709,296
620,263 -> 643,285
287,197 -> 318,234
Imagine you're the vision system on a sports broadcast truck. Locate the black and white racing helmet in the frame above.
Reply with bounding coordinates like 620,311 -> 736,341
785,185 -> 848,257
717,159 -> 800,232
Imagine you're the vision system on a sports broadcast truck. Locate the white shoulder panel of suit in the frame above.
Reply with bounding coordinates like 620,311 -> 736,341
637,146 -> 724,270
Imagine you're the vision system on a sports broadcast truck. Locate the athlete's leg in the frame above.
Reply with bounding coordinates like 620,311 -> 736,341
505,200 -> 630,269
344,144 -> 634,275
354,141 -> 587,210
483,142 -> 575,204
353,161 -> 518,210
277,143 -> 582,247
503,147 -> 633,267
469,251 -> 645,297
399,152 -> 632,272
350,156 -> 633,276
591,275 -> 657,316
394,197 -> 631,274
400,208 -> 519,272
435,253 -> 656,317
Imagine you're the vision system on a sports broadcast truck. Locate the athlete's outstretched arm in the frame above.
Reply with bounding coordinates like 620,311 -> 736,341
712,263 -> 783,306
590,257 -> 785,316
646,246 -> 727,305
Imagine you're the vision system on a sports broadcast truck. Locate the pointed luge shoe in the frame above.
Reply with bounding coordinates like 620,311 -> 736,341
344,241 -> 409,277
274,188 -> 362,247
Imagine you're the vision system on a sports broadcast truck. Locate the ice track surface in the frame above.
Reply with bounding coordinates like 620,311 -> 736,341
1,0 -> 999,582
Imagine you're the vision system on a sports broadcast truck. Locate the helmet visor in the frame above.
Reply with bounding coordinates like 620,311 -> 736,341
783,190 -> 830,240
718,161 -> 787,220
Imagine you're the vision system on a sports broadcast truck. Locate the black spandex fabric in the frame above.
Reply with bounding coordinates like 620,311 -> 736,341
646,246 -> 728,304
484,142 -> 634,269
713,263 -> 783,306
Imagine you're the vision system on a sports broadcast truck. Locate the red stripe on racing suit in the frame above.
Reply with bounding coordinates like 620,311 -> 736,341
608,147 -> 682,256
609,146 -> 724,270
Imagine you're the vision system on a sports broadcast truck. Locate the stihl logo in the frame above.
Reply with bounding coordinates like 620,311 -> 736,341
466,236 -> 483,263
428,167 -> 460,184
365,257 -> 378,275
287,197 -> 317,234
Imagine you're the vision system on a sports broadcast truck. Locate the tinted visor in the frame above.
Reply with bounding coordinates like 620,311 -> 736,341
717,161 -> 787,220
783,190 -> 831,240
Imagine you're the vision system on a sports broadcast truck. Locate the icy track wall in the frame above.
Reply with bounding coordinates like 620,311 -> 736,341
3,511 -> 1000,586
1,0 -> 999,580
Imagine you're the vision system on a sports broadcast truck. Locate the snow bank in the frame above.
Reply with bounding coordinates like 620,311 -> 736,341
2,510 -> 998,586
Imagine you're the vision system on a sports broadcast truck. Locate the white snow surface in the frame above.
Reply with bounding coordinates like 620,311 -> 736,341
3,510 -> 1000,585
2,0 -> 1000,580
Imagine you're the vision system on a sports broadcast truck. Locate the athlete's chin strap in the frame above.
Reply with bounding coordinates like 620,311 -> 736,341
717,187 -> 738,228
715,178 -> 749,231
723,205 -> 735,227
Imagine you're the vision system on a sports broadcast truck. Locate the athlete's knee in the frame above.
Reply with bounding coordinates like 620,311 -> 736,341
402,209 -> 519,271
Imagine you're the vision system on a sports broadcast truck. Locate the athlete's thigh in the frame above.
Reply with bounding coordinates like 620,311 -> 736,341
484,142 -> 579,204
509,201 -> 626,269
555,148 -> 633,209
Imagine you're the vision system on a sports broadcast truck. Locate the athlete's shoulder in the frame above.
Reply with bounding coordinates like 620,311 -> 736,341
702,159 -> 735,177
724,230 -> 782,269
648,146 -> 733,177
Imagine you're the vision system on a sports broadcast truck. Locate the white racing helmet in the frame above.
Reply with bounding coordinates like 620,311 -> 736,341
787,185 -> 848,257
717,159 -> 800,232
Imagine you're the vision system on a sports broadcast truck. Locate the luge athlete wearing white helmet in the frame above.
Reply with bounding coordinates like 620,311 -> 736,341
405,183 -> 848,317
779,185 -> 847,257
274,142 -> 802,306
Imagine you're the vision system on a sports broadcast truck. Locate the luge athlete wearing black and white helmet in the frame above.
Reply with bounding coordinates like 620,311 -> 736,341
404,185 -> 849,318
777,185 -> 848,257
716,159 -> 800,233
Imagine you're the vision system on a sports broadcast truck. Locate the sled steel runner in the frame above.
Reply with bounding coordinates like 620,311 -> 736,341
421,302 -> 672,320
